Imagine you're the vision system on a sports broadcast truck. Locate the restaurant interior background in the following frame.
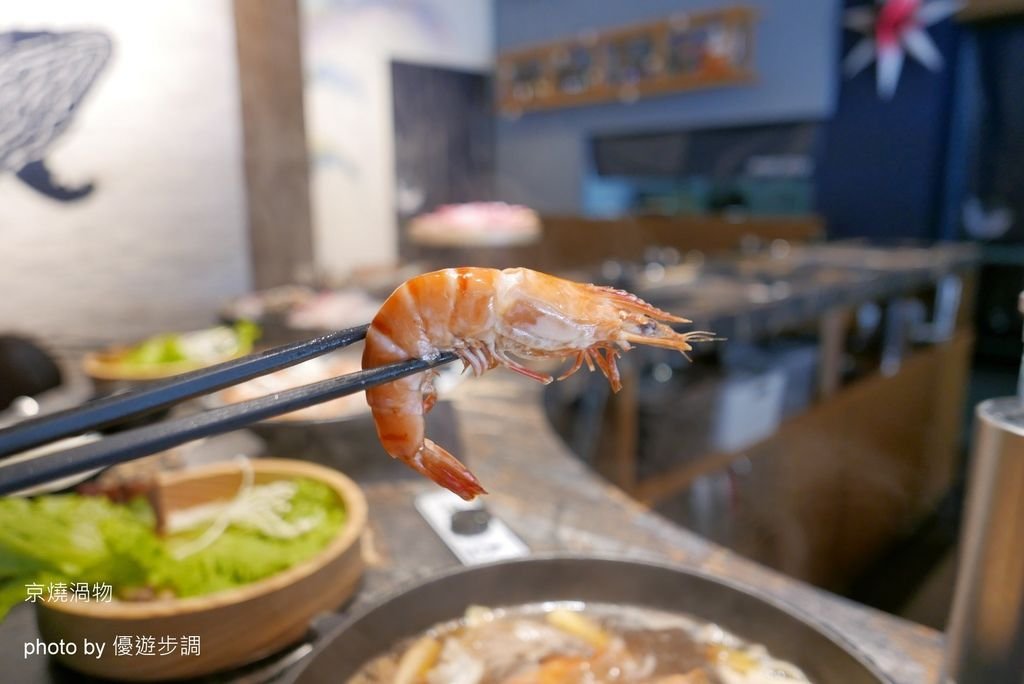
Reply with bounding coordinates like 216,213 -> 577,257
1,0 -> 1023,674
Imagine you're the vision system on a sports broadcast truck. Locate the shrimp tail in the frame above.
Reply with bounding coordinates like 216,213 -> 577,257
409,439 -> 487,501
587,284 -> 690,323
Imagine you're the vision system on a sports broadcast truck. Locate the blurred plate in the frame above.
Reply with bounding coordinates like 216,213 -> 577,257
202,347 -> 468,428
204,351 -> 371,427
0,433 -> 102,496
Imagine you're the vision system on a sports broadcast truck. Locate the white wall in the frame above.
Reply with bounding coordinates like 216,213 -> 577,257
301,0 -> 493,278
0,1 -> 250,345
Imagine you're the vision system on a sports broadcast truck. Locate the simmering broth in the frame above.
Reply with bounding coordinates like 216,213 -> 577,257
349,601 -> 812,683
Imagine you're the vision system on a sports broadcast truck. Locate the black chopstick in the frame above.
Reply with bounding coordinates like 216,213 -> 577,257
0,325 -> 371,459
0,351 -> 458,495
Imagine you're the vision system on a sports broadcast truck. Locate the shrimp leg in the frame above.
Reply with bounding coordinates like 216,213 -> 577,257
556,351 -> 587,381
588,346 -> 622,392
493,348 -> 555,384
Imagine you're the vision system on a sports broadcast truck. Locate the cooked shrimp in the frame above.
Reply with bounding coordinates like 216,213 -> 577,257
362,267 -> 714,500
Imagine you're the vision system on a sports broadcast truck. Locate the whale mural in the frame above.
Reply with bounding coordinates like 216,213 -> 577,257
0,30 -> 112,202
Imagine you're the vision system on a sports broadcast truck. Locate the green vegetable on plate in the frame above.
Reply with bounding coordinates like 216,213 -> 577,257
122,320 -> 261,367
0,477 -> 344,619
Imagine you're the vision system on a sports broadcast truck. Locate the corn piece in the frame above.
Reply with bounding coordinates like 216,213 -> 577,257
394,636 -> 442,684
546,609 -> 611,649
707,644 -> 757,674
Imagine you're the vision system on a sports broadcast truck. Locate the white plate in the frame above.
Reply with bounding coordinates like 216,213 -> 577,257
1,433 -> 103,497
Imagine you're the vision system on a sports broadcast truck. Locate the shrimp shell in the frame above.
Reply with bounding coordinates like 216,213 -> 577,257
362,267 -> 714,500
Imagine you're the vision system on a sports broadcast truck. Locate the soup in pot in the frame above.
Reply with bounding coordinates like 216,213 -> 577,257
349,601 -> 813,684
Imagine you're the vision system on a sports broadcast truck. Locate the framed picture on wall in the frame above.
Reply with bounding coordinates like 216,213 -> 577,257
606,32 -> 659,85
668,13 -> 753,78
553,44 -> 596,95
497,5 -> 757,114
668,24 -> 709,75
507,56 -> 548,103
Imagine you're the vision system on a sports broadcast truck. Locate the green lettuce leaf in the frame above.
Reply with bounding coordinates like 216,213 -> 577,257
0,477 -> 343,620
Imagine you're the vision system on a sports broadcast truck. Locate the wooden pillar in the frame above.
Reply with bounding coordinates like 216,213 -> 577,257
233,0 -> 314,288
